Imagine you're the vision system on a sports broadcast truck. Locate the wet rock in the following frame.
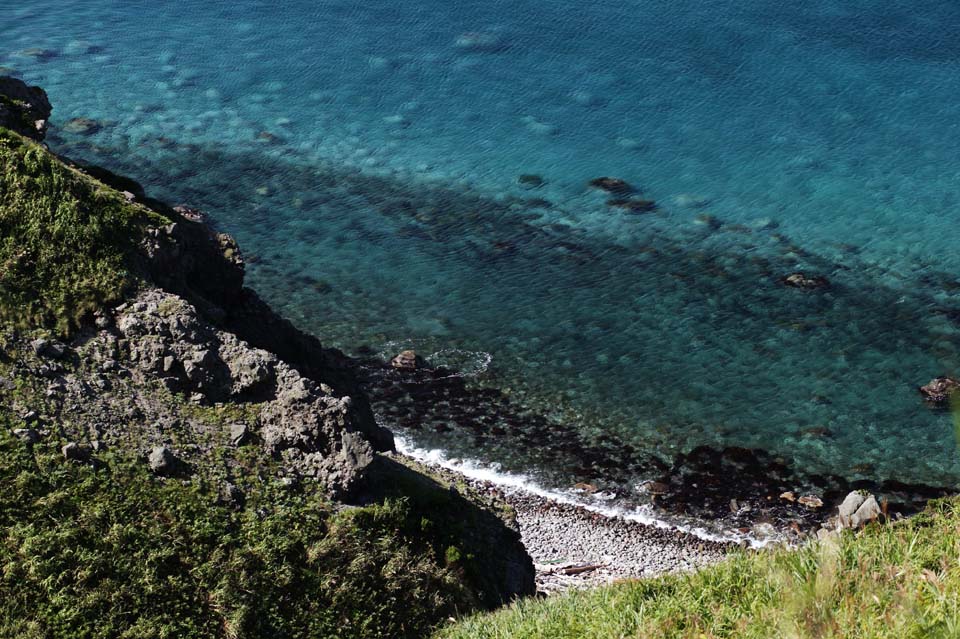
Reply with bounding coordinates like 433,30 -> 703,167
148,446 -> 178,475
390,349 -> 426,371
518,174 -> 545,189
62,117 -> 102,135
0,75 -> 52,140
588,177 -> 633,195
919,377 -> 960,407
694,214 -> 723,230
64,40 -> 103,55
797,494 -> 823,509
606,198 -> 657,213
781,272 -> 830,290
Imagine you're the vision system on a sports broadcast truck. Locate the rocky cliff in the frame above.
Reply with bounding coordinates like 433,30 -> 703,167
0,76 -> 534,638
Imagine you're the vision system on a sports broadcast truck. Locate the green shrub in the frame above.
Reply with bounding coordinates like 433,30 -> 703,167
0,425 -> 474,639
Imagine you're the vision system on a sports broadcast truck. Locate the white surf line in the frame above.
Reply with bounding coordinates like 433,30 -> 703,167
393,434 -> 777,549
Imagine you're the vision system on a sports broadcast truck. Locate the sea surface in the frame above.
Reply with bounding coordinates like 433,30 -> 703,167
5,0 -> 960,531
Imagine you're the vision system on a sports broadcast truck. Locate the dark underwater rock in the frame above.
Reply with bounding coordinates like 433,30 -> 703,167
589,177 -> 633,194
606,198 -> 657,213
62,117 -> 102,135
518,174 -> 545,189
0,75 -> 52,140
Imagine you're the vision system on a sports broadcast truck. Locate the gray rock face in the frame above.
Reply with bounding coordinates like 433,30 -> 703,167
0,76 -> 52,140
851,495 -> 881,528
835,490 -> 882,530
837,491 -> 866,528
116,289 -> 378,497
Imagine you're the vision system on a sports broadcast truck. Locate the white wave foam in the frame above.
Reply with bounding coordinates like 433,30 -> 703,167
393,433 -> 777,549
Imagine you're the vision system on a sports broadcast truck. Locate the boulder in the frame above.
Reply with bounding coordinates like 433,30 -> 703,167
12,428 -> 39,444
390,349 -> 426,371
62,442 -> 91,462
229,422 -> 250,446
798,494 -> 823,509
835,490 -> 883,530
148,445 -> 177,475
919,377 -> 960,407
0,76 -> 52,140
837,491 -> 866,527
781,272 -> 830,290
850,495 -> 881,528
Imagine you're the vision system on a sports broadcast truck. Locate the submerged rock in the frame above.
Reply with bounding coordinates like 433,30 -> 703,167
588,177 -> 633,195
606,198 -> 657,213
517,174 -> 545,189
781,272 -> 830,290
918,377 -> 960,407
62,117 -> 102,135
453,32 -> 506,53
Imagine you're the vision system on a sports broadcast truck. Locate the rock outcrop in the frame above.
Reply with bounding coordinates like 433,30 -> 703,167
114,288 -> 377,497
0,76 -> 51,141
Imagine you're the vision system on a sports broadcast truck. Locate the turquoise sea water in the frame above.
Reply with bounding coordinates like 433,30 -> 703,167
5,1 -> 960,519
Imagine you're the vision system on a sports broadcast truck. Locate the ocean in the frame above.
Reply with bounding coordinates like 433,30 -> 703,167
5,0 -> 960,535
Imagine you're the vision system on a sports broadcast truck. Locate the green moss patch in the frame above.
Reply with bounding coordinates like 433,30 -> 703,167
0,128 -> 166,333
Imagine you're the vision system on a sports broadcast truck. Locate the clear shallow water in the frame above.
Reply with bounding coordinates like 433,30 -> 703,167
5,1 -> 960,502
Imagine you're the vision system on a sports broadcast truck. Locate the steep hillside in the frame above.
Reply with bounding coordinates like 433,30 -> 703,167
0,77 -> 534,639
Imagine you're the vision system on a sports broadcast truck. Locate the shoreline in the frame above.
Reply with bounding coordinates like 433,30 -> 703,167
393,440 -> 735,593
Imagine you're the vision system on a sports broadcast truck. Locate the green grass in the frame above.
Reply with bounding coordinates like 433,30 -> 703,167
0,423 -> 483,639
438,502 -> 960,639
0,128 -> 165,333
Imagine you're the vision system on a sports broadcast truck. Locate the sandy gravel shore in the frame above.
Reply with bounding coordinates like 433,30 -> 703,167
397,450 -> 735,594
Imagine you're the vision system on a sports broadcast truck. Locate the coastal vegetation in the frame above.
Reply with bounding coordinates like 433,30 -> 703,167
0,99 -> 530,638
439,498 -> 960,638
